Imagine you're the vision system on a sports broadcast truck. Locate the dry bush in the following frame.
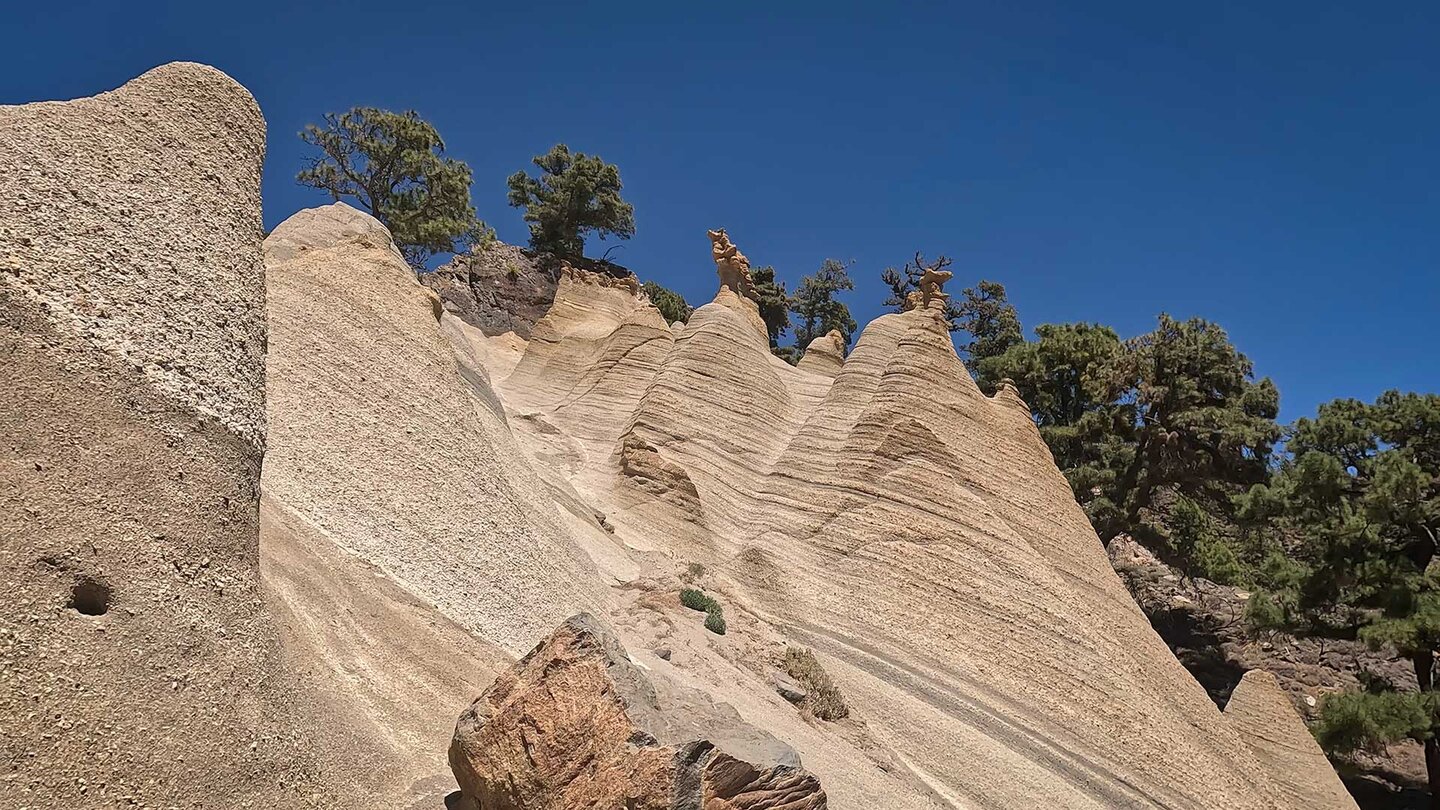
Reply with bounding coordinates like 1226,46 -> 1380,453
784,647 -> 849,720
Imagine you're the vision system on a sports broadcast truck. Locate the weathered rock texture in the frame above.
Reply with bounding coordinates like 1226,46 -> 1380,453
478,255 -> 1332,808
1225,670 -> 1361,810
261,202 -> 602,654
0,63 -> 328,807
1110,534 -> 1426,795
449,614 -> 826,810
422,242 -> 633,339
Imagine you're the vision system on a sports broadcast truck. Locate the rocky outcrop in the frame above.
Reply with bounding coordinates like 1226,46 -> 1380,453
1225,670 -> 1360,810
795,329 -> 846,377
708,227 -> 759,301
1109,534 -> 1426,795
261,202 -> 601,654
620,434 -> 703,516
484,239 -> 1319,808
423,242 -> 634,338
0,62 -> 332,807
449,614 -> 826,810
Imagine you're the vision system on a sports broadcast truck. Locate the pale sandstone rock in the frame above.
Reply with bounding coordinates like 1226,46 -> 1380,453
449,614 -> 826,810
0,62 -> 339,807
620,434 -> 703,517
485,247 -> 1315,808
795,329 -> 846,377
261,202 -> 602,654
708,227 -> 759,301
1225,670 -> 1359,810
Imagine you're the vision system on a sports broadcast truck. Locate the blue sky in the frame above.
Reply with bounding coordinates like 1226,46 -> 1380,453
6,1 -> 1436,420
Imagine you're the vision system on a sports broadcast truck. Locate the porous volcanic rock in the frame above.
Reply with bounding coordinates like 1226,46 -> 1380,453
1225,670 -> 1360,810
0,62 -> 337,807
449,613 -> 827,810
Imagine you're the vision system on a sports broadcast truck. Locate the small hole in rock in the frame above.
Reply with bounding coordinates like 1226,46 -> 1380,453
69,576 -> 112,616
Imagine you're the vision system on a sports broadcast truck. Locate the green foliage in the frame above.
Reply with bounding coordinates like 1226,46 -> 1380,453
790,259 -> 857,356
984,313 -> 1278,558
506,143 -> 635,257
751,265 -> 792,350
1169,496 -> 1252,587
681,587 -> 726,634
1243,589 -> 1288,632
981,322 -> 1124,509
296,107 -> 491,271
783,647 -> 849,720
704,609 -> 727,635
955,280 -> 1023,375
680,588 -> 716,612
1314,690 -> 1438,755
642,281 -> 693,324
1094,314 -> 1280,545
1236,390 -> 1440,788
1236,391 -> 1440,651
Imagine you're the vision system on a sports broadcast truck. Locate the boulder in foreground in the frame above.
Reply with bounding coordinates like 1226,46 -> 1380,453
449,613 -> 826,809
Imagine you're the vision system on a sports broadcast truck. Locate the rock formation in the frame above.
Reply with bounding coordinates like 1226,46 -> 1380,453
1225,670 -> 1360,810
5,62 -> 1361,810
422,242 -> 637,338
449,614 -> 826,810
902,256 -> 955,312
261,202 -> 601,654
0,62 -> 333,807
708,227 -> 759,300
486,241 -> 1318,809
795,329 -> 847,377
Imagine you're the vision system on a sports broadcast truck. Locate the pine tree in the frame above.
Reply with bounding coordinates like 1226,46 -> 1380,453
955,280 -> 1023,385
296,107 -> 490,271
1094,314 -> 1280,546
751,265 -> 792,350
506,143 -> 635,258
641,281 -> 692,324
982,322 -> 1127,516
1238,391 -> 1440,801
790,259 -> 857,356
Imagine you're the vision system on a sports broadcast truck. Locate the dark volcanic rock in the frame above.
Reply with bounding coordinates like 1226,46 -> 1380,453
423,243 -> 633,338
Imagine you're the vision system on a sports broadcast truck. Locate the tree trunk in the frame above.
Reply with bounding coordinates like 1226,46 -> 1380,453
1413,652 -> 1440,810
1427,737 -> 1440,810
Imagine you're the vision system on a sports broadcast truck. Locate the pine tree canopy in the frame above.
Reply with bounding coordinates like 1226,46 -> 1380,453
506,143 -> 635,258
296,107 -> 489,271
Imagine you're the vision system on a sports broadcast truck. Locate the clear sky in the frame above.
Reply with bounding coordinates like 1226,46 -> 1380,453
6,1 -> 1436,420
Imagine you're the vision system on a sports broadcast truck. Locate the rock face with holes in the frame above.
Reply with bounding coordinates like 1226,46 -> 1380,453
448,614 -> 827,810
0,63 -> 351,806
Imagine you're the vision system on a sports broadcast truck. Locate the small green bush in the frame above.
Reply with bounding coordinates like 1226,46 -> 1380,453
683,562 -> 705,583
704,609 -> 727,635
680,588 -> 716,612
1314,690 -> 1437,755
1243,589 -> 1286,632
